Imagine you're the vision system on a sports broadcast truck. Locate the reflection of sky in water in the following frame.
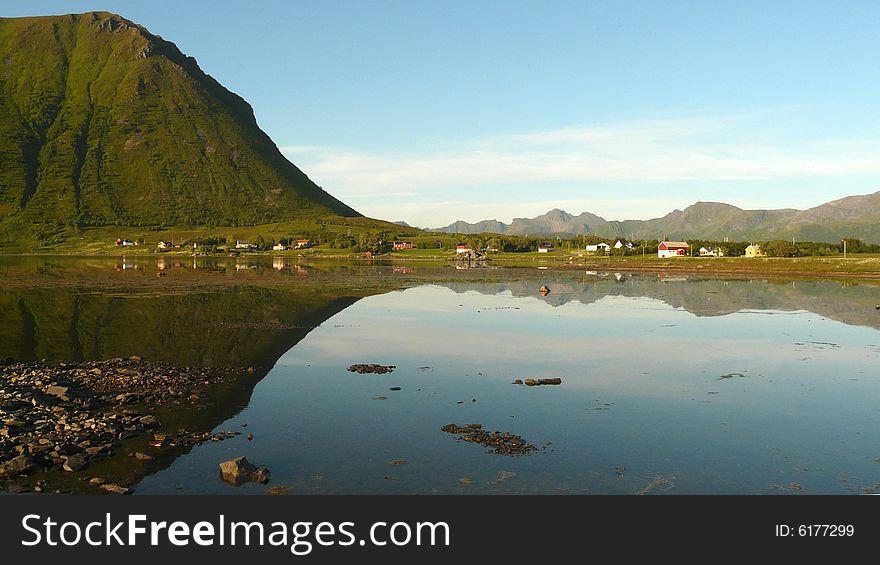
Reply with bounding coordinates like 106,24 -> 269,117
137,284 -> 880,495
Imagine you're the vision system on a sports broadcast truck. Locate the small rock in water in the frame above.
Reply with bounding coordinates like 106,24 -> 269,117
101,484 -> 132,495
389,386 -> 402,391
348,364 -> 396,374
512,379 -> 523,385
539,285 -> 551,295
219,457 -> 271,486
62,455 -> 89,473
523,378 -> 562,386
246,433 -> 254,441
134,452 -> 153,461
138,415 -> 160,428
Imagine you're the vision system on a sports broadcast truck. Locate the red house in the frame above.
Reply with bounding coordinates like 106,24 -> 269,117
658,241 -> 690,258
392,241 -> 413,250
455,244 -> 472,254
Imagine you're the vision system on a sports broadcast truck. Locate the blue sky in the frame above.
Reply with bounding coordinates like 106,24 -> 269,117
6,1 -> 880,226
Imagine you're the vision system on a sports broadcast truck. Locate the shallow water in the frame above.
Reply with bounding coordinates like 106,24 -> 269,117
136,277 -> 880,495
3,258 -> 880,494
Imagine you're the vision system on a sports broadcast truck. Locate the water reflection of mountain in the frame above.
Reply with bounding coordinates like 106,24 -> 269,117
0,287 -> 362,366
0,286 -> 370,492
439,275 -> 880,331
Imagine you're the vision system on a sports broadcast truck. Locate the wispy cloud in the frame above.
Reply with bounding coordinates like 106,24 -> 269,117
280,114 -> 880,225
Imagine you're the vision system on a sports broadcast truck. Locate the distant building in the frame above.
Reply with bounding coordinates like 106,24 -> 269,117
699,246 -> 724,257
116,238 -> 135,246
537,242 -> 553,253
235,240 -> 255,249
585,242 -> 611,252
613,239 -> 635,249
157,241 -> 172,250
294,239 -> 311,249
392,241 -> 414,250
273,243 -> 289,251
455,244 -> 472,254
658,241 -> 690,258
744,244 -> 766,257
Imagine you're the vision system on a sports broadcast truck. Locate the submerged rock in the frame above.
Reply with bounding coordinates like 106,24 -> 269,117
219,457 -> 271,486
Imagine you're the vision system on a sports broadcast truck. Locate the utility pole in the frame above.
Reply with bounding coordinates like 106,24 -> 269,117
843,239 -> 847,259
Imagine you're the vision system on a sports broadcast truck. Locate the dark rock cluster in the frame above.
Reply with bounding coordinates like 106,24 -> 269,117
347,364 -> 396,374
441,423 -> 537,455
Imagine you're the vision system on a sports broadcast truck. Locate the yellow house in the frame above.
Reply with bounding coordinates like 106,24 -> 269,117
744,244 -> 766,257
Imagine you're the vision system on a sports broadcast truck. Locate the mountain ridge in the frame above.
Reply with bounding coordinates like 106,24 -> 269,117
0,12 -> 359,245
425,191 -> 880,243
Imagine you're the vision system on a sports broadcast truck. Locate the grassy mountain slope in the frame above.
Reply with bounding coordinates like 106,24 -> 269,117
0,12 -> 359,246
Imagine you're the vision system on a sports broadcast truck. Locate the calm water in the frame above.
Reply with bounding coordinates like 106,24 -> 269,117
3,258 -> 880,494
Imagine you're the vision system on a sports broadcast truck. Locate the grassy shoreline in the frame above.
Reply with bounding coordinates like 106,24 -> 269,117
3,250 -> 880,281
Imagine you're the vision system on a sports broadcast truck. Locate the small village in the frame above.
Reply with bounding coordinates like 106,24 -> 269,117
112,232 -> 872,260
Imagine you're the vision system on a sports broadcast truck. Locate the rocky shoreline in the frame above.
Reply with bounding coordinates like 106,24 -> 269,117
0,357 -> 248,493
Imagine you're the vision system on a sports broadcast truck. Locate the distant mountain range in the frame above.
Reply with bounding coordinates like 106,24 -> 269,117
426,192 -> 880,243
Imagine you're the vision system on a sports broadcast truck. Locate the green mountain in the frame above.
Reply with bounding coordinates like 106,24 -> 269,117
428,191 -> 880,243
0,12 -> 359,240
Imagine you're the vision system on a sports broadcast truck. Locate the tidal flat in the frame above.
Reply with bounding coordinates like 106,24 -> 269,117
2,256 -> 880,494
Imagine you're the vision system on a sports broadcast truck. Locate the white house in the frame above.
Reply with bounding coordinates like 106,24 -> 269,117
455,244 -> 472,254
585,242 -> 611,252
699,246 -> 723,257
537,242 -> 553,253
658,241 -> 690,258
613,239 -> 635,249
235,240 -> 255,249
273,243 -> 288,251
